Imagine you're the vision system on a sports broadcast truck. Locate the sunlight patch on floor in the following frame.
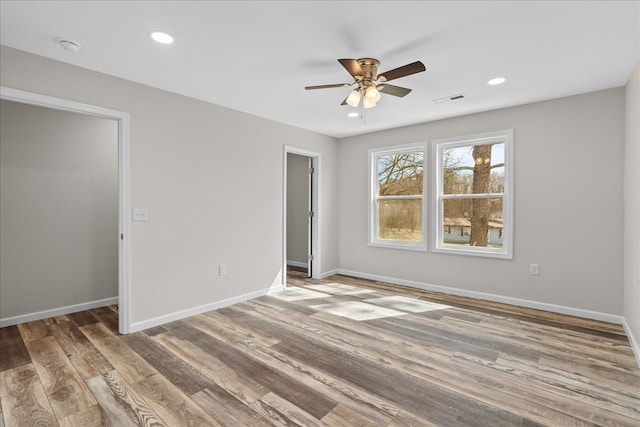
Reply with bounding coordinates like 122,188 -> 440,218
310,301 -> 406,321
365,295 -> 451,313
305,283 -> 375,296
273,287 -> 330,301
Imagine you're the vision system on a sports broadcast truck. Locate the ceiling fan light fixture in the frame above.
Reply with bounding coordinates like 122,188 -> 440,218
363,96 -> 377,109
346,89 -> 361,107
365,85 -> 381,103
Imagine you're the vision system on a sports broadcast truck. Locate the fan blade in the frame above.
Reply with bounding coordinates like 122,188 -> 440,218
377,61 -> 426,82
378,84 -> 412,97
340,95 -> 349,106
305,83 -> 351,90
338,58 -> 364,79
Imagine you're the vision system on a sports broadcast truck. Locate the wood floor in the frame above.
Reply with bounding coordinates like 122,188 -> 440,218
1,270 -> 639,426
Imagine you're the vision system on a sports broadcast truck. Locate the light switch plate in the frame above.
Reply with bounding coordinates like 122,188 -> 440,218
132,208 -> 148,221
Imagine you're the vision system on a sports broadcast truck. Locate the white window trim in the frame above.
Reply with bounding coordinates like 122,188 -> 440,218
369,143 -> 427,251
431,130 -> 513,259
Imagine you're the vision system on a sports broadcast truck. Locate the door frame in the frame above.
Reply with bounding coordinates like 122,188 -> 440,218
1,86 -> 132,334
283,145 -> 320,285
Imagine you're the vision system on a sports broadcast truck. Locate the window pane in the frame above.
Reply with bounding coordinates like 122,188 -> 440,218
442,198 -> 503,248
443,142 -> 504,195
377,151 -> 423,196
377,199 -> 422,242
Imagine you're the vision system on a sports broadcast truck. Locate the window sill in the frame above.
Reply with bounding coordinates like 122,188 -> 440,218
369,241 -> 427,252
433,245 -> 512,259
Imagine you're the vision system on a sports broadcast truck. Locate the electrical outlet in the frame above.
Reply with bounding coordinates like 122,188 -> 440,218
529,264 -> 539,275
219,264 -> 227,276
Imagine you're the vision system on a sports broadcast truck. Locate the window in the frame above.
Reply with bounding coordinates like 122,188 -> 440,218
369,144 -> 426,250
432,130 -> 513,258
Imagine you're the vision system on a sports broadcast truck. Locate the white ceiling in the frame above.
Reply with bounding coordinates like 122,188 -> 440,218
1,1 -> 639,138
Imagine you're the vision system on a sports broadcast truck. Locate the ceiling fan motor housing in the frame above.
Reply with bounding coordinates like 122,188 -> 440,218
357,58 -> 380,87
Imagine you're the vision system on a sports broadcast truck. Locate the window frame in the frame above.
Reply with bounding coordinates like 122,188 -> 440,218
369,143 -> 427,251
431,130 -> 513,259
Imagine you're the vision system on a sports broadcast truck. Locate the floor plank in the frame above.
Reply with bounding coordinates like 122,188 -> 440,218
0,327 -> 31,373
157,323 -> 269,405
17,320 -> 52,343
87,307 -> 119,334
120,332 -> 213,396
0,364 -> 58,427
179,320 -> 338,420
58,404 -> 108,427
80,322 -> 156,385
23,336 -> 97,419
251,391 -> 326,427
322,404 -> 384,427
129,373 -> 222,426
190,384 -> 274,426
48,319 -> 114,381
67,310 -> 100,328
86,369 -> 167,427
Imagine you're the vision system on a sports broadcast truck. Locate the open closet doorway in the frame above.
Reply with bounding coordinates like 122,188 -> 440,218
0,87 -> 131,333
284,146 -> 319,284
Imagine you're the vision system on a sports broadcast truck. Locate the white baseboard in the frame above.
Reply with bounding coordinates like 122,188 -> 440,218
622,318 -> 640,368
335,269 -> 624,325
0,297 -> 118,328
129,285 -> 282,333
286,260 -> 308,268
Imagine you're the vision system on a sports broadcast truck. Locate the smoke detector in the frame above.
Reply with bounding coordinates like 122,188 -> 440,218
58,39 -> 81,52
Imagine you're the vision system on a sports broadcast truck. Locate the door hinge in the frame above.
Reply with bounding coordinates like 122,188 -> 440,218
308,211 -> 315,218
308,254 -> 314,261
120,233 -> 124,240
309,167 -> 314,174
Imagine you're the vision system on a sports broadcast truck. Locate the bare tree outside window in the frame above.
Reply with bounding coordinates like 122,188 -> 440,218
374,149 -> 424,244
442,142 -> 505,248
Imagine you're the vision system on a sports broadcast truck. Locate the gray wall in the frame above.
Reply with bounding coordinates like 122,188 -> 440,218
0,46 -> 340,325
286,153 -> 309,266
338,88 -> 625,316
624,60 -> 640,350
0,100 -> 118,318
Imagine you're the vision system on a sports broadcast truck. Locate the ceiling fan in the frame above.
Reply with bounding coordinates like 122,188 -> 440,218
305,58 -> 426,109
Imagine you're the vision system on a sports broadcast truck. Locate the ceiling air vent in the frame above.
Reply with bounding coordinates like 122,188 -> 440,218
433,93 -> 466,104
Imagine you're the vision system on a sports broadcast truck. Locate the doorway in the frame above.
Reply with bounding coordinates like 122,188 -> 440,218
0,87 -> 131,333
284,146 -> 319,285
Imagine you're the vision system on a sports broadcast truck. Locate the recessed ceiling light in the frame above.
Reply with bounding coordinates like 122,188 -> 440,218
347,112 -> 359,118
488,77 -> 506,86
150,31 -> 174,44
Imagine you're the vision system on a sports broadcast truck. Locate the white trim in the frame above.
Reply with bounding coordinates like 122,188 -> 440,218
0,297 -> 118,328
431,129 -> 514,259
0,86 -> 132,334
287,260 -> 309,268
283,146 -> 321,284
336,269 -> 624,325
623,318 -> 640,368
129,286 -> 280,333
368,142 -> 427,251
